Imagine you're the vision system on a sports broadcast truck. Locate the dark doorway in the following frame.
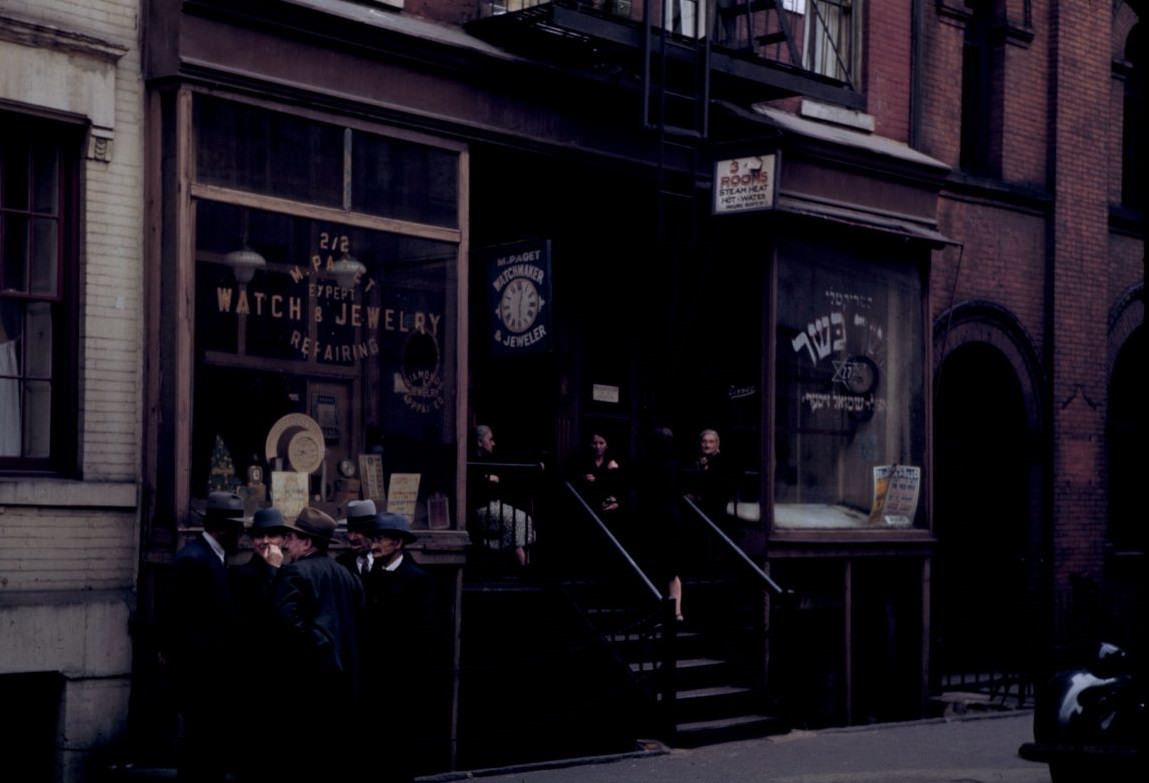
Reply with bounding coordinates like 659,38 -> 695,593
1105,325 -> 1147,656
933,342 -> 1031,691
0,672 -> 62,783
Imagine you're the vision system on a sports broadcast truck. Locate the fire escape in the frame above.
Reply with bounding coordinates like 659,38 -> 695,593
466,0 -> 859,248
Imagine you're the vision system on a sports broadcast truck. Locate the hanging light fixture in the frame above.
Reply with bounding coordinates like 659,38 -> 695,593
224,208 -> 267,285
224,245 -> 267,285
331,250 -> 366,290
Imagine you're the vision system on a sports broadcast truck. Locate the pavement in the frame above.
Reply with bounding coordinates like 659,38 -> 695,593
423,710 -> 1050,783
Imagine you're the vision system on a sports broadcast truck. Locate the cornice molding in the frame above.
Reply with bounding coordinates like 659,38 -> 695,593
0,13 -> 127,62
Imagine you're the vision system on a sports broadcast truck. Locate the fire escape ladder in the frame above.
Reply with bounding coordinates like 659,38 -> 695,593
642,3 -> 711,252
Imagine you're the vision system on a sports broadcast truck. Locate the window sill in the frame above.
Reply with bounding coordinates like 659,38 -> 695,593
0,477 -> 138,509
767,528 -> 936,558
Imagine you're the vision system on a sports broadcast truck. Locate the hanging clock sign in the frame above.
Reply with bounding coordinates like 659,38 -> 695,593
483,239 -> 553,355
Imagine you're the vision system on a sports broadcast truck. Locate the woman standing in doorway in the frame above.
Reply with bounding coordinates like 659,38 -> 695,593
573,431 -> 624,519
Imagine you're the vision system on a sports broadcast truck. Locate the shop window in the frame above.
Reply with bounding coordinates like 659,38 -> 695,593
352,133 -> 459,228
195,96 -> 459,227
805,0 -> 859,87
191,96 -> 461,525
774,237 -> 926,529
0,112 -> 79,473
195,96 -> 344,207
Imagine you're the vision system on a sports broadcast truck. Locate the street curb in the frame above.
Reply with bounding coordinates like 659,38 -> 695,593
416,743 -> 673,782
807,707 -> 1034,737
415,711 -> 1036,781
99,712 -> 1032,782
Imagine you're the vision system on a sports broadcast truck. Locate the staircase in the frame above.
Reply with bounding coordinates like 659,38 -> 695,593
551,485 -> 793,748
667,622 -> 788,746
558,574 -> 787,747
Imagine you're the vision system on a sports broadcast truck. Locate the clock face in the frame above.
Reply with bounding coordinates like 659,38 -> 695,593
498,277 -> 541,334
287,431 -> 324,474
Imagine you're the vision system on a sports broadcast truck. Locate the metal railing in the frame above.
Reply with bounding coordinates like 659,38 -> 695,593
679,494 -> 794,705
466,459 -> 545,571
683,494 -> 789,597
557,480 -> 678,730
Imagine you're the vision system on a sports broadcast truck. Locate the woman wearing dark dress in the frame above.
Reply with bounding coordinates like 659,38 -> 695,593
633,426 -> 686,622
574,431 -> 625,518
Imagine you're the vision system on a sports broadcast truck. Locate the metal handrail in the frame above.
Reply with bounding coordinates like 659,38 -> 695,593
564,480 -> 664,602
682,494 -> 790,597
466,459 -> 546,472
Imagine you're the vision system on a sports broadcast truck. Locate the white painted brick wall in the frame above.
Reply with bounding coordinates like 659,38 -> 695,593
1,0 -> 144,489
1,22 -> 143,777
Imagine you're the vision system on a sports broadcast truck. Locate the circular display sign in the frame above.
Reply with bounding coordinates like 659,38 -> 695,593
265,413 -> 326,474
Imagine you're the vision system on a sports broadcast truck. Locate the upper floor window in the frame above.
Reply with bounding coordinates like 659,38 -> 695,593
0,111 -> 79,473
1121,22 -> 1146,212
960,0 -> 1003,177
805,0 -> 860,88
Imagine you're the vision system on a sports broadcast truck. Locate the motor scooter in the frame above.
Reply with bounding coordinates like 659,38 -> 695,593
1019,641 -> 1146,782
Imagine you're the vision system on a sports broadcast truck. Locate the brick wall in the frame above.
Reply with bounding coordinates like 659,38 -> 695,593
916,0 -> 1143,649
1,1 -> 143,779
1048,2 -> 1112,603
864,0 -> 912,142
0,0 -> 142,574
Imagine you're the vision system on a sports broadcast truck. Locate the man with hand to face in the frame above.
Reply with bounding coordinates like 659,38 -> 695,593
272,506 -> 365,780
229,506 -> 289,783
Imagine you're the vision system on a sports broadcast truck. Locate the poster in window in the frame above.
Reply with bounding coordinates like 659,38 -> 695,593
387,472 -> 421,521
271,471 -> 310,521
358,454 -> 386,507
869,464 -> 920,527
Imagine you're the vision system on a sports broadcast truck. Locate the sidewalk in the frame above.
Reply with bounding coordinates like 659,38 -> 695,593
424,711 -> 1049,783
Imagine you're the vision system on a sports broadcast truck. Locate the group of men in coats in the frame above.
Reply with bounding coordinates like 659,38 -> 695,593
166,492 -> 435,783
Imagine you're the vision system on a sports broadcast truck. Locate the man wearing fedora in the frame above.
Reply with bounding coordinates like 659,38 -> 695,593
272,506 -> 365,780
336,498 -> 378,580
166,491 -> 246,783
230,507 -> 290,783
361,511 -> 437,782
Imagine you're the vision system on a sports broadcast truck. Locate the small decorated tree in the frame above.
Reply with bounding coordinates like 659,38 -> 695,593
207,433 -> 239,492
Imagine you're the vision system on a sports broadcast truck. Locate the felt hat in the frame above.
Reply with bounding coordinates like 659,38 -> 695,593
341,499 -> 378,533
249,507 -> 288,534
204,491 -> 245,527
282,506 -> 336,541
361,511 -> 417,544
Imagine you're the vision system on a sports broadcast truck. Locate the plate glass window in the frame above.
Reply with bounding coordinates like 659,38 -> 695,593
190,96 -> 461,523
774,236 -> 926,529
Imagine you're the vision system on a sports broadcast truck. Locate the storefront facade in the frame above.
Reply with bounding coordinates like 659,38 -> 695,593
138,0 -> 949,772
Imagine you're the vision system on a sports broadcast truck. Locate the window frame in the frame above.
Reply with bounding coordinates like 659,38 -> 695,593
770,233 -> 929,533
0,109 -> 82,476
180,89 -> 468,527
804,0 -> 861,90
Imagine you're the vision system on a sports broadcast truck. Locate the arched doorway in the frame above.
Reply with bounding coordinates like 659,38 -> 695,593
933,342 -> 1032,692
1105,324 -> 1146,655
